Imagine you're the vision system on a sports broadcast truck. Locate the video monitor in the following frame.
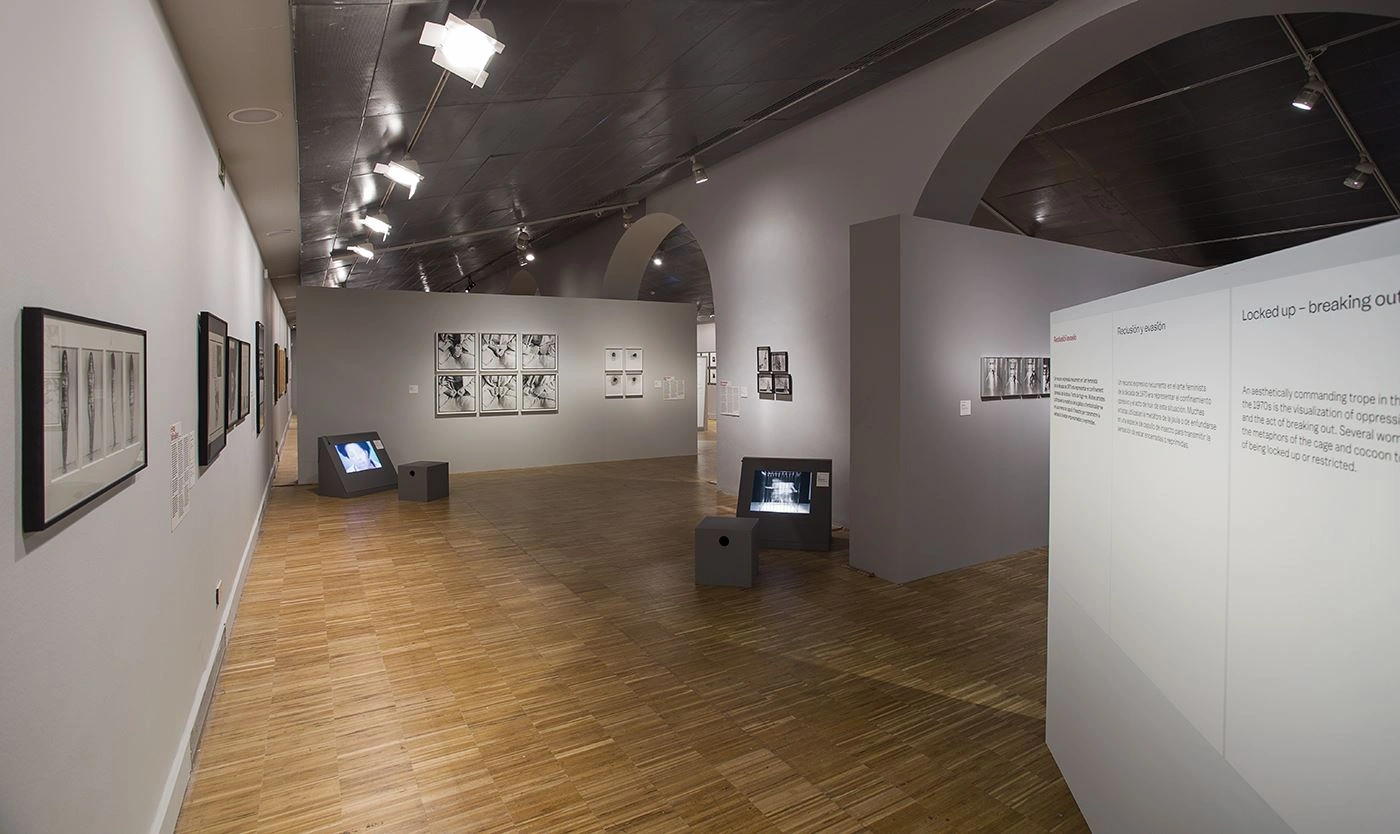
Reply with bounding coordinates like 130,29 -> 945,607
335,440 -> 383,472
749,469 -> 814,515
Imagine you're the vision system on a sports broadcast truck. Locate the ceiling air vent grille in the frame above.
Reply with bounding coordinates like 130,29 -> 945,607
743,79 -> 838,124
835,8 -> 975,73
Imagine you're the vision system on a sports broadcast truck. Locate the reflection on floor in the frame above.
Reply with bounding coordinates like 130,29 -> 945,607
697,423 -> 718,488
271,416 -> 297,487
176,454 -> 1083,833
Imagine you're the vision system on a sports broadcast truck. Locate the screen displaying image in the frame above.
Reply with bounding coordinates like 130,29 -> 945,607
748,469 -> 814,515
335,440 -> 383,473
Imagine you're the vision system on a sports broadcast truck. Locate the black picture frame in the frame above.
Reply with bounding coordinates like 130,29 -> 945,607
774,373 -> 792,398
255,322 -> 265,435
757,372 -> 774,397
770,351 -> 788,373
238,340 -> 252,420
21,307 -> 149,532
757,346 -> 771,373
199,312 -> 228,465
225,335 -> 240,429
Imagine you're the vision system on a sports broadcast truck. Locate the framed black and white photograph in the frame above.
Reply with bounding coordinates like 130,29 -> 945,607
1041,358 -> 1051,396
225,336 -> 240,429
770,351 -> 788,373
604,347 -> 624,372
239,340 -> 252,420
757,372 -> 774,396
255,322 -> 265,435
980,357 -> 999,399
757,346 -> 771,372
479,333 -> 517,370
1022,356 -> 1039,397
708,367 -> 717,385
22,308 -> 148,532
604,372 -> 625,398
521,333 -> 557,370
707,352 -> 717,368
200,312 -> 228,465
436,332 -> 475,371
625,347 -> 644,372
480,373 -> 519,412
1005,357 -> 1023,397
273,343 -> 283,402
624,371 -> 644,398
521,373 -> 558,412
436,373 -> 477,415
774,373 -> 792,397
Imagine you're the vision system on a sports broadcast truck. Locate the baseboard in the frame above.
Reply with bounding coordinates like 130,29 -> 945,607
147,457 -> 279,834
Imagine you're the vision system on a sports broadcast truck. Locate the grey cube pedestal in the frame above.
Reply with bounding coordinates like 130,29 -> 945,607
695,516 -> 760,587
398,461 -> 448,502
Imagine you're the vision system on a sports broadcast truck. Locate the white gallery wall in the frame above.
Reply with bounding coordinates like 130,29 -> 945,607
1048,219 -> 1400,833
296,287 -> 696,481
850,217 -> 1189,583
0,1 -> 293,833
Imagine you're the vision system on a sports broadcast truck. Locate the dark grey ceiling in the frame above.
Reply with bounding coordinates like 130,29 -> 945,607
638,224 -> 712,319
976,12 -> 1400,267
292,0 -> 1060,293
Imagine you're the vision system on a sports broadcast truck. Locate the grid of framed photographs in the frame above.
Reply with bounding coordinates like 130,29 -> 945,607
980,356 -> 1051,399
434,331 -> 559,415
697,351 -> 717,385
756,345 -> 793,402
604,347 -> 645,399
21,308 -> 148,532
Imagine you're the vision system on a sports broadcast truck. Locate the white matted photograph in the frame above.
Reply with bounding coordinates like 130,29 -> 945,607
1023,357 -> 1039,396
521,373 -> 558,411
624,371 -> 644,397
436,373 -> 477,415
604,372 -> 625,398
1004,357 -> 1022,397
604,347 -> 625,371
521,334 -> 557,370
757,372 -> 774,395
625,347 -> 644,372
480,373 -> 519,412
480,333 -> 518,370
981,357 -> 1000,399
436,332 -> 475,371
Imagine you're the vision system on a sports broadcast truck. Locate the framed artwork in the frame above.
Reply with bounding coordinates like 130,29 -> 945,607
757,372 -> 774,395
770,351 -> 788,373
708,367 -> 717,385
604,372 -> 625,398
604,347 -> 625,372
1022,356 -> 1039,397
1041,358 -> 1051,396
273,343 -> 283,402
757,346 -> 770,372
199,312 -> 228,465
224,336 -> 240,429
239,340 -> 252,420
480,332 -> 518,370
21,308 -> 148,532
774,373 -> 792,397
255,322 -> 265,435
521,373 -> 559,411
521,333 -> 557,370
436,373 -> 477,415
480,373 -> 519,412
1005,357 -> 1022,397
625,347 -> 644,372
980,357 -> 1000,399
707,352 -> 717,368
624,372 -> 644,398
436,332 -> 475,371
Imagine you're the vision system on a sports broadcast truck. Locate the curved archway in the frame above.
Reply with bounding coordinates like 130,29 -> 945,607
601,212 -> 685,301
914,0 -> 1399,224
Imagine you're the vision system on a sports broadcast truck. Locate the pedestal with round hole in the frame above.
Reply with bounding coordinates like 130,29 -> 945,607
397,461 -> 448,502
694,516 -> 760,587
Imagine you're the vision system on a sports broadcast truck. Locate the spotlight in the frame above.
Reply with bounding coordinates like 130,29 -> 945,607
515,225 -> 535,265
419,12 -> 504,88
1343,160 -> 1377,190
372,156 -> 423,197
653,256 -> 663,267
347,240 -> 375,260
1292,78 -> 1325,111
621,206 -> 633,230
691,155 -> 709,184
361,211 -> 391,238
525,251 -> 536,262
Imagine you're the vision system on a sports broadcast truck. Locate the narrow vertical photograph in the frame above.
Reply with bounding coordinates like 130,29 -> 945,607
108,350 -> 121,451
1041,357 -> 1051,396
1005,357 -> 1022,397
83,348 -> 103,463
981,357 -> 1000,399
46,345 -> 79,476
1023,356 -> 1039,397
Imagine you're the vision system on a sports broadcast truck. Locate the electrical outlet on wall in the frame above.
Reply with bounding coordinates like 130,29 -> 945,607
215,581 -> 222,607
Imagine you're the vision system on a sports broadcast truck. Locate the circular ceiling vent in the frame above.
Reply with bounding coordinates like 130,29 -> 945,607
227,107 -> 283,125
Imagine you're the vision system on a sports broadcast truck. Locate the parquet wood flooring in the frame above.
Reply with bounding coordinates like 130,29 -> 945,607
176,454 -> 1085,833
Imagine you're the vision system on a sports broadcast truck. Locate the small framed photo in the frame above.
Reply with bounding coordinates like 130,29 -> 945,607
604,347 -> 625,372
436,332 -> 475,371
708,367 -> 717,385
757,372 -> 774,395
200,313 -> 228,465
707,352 -> 717,368
22,307 -> 148,532
521,373 -> 559,412
604,372 -> 625,398
225,336 -> 240,430
480,333 -> 518,371
1004,357 -> 1022,397
1041,358 -> 1051,396
625,348 -> 644,372
436,373 -> 477,415
756,346 -> 771,373
774,373 -> 792,397
624,372 -> 644,397
480,373 -> 519,413
1022,356 -> 1040,398
521,334 -> 557,370
770,351 -> 788,373
238,340 -> 252,420
980,357 -> 1000,399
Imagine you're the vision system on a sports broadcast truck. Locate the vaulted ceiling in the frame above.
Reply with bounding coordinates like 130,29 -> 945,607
975,12 -> 1400,266
292,0 -> 1060,296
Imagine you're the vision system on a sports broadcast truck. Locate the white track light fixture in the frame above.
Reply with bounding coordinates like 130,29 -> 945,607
347,240 -> 376,260
691,155 -> 709,184
361,211 -> 392,239
420,12 -> 504,88
621,206 -> 633,230
515,226 -> 536,266
1343,159 -> 1377,190
372,156 -> 423,197
1292,77 -> 1325,111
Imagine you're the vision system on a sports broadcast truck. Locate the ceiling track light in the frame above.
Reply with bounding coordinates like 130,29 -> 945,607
420,11 -> 504,88
347,240 -> 375,260
690,155 -> 709,185
621,206 -> 633,230
372,156 -> 423,197
1344,159 -> 1377,191
361,211 -> 392,238
1292,77 -> 1325,111
515,225 -> 536,263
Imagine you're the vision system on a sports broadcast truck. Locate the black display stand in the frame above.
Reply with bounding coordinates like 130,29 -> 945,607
317,432 -> 398,498
736,456 -> 833,551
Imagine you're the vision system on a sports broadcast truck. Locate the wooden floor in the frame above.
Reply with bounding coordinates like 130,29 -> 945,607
176,455 -> 1083,833
272,416 -> 298,487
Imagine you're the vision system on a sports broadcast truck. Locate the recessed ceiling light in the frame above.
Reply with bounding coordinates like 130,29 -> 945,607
228,107 -> 283,125
420,12 -> 504,88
